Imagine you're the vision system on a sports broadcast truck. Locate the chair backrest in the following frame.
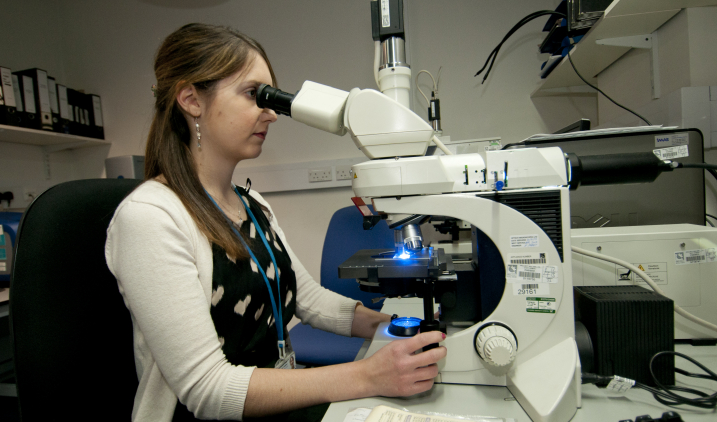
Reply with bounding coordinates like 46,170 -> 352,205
320,205 -> 394,310
9,178 -> 142,421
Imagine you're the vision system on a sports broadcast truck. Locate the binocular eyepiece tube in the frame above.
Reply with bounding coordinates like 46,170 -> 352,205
256,84 -> 294,117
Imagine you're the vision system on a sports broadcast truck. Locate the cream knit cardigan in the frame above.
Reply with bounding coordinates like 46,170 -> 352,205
106,181 -> 358,421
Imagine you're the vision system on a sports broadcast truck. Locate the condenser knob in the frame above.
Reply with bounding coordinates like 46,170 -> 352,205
475,325 -> 517,367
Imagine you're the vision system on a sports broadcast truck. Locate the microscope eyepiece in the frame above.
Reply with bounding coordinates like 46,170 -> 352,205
256,84 -> 294,117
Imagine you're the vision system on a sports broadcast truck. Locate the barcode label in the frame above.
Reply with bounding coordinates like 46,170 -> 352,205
510,253 -> 547,265
675,249 -> 711,265
513,283 -> 548,296
506,264 -> 559,283
653,145 -> 688,160
512,258 -> 546,264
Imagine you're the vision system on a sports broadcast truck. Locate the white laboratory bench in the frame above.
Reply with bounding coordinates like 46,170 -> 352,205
323,298 -> 717,422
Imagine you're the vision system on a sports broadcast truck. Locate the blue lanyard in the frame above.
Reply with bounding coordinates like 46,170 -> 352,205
204,186 -> 286,358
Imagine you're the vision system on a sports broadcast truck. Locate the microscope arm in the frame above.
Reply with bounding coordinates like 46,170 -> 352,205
257,81 -> 434,159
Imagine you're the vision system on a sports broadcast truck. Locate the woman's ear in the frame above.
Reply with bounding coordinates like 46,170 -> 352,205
176,84 -> 202,118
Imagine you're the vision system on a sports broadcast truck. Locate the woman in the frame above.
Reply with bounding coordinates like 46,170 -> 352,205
105,23 -> 446,421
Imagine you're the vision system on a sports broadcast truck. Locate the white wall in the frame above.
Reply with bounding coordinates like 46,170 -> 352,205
597,7 -> 717,125
1,0 -> 598,280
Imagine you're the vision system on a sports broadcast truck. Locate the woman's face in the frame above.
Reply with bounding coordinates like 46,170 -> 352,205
198,53 -> 277,162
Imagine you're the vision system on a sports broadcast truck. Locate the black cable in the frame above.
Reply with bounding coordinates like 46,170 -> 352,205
707,218 -> 715,227
707,213 -> 717,222
475,11 -> 567,84
638,351 -> 717,409
479,11 -> 565,82
566,51 -> 653,126
676,163 -> 717,171
707,168 -> 717,182
581,351 -> 717,409
475,11 -> 550,78
476,10 -> 653,127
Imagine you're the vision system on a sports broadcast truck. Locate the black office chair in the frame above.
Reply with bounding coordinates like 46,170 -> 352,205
9,178 -> 142,421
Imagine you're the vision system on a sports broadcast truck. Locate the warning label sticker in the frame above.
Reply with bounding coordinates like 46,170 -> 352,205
616,262 -> 668,285
526,297 -> 556,313
506,264 -> 558,283
510,235 -> 539,248
653,145 -> 688,160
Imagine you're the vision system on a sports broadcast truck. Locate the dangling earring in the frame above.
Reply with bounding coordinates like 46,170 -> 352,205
194,117 -> 201,149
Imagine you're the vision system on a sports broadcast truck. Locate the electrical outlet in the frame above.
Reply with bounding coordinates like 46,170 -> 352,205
335,165 -> 352,181
308,167 -> 332,182
23,188 -> 37,202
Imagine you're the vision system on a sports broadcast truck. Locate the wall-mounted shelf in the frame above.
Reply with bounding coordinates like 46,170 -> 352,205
0,124 -> 111,179
0,124 -> 110,150
531,0 -> 717,98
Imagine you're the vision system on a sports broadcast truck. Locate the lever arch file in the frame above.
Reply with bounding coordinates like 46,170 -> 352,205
13,68 -> 53,130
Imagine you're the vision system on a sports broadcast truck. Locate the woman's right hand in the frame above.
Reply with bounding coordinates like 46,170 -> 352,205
360,331 -> 447,397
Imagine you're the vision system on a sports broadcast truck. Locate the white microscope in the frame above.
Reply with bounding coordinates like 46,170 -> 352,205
256,78 -> 677,422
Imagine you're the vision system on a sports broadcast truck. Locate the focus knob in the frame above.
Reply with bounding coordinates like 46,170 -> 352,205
475,325 -> 517,367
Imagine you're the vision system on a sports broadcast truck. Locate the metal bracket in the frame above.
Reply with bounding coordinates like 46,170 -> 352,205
41,141 -> 89,180
596,33 -> 660,99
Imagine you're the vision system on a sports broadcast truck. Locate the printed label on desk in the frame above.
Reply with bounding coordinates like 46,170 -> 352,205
653,145 -> 688,160
510,234 -> 539,248
512,283 -> 549,296
675,249 -> 708,265
655,132 -> 689,147
506,264 -> 558,283
526,297 -> 556,313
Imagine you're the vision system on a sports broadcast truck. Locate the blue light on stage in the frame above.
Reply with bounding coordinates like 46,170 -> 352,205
388,317 -> 422,337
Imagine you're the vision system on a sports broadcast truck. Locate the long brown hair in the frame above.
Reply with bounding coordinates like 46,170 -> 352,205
145,23 -> 276,260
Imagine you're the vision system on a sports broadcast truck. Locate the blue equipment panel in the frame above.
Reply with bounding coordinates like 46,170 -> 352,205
0,212 -> 22,286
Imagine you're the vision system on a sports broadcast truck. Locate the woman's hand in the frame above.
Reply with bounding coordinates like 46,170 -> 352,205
360,331 -> 447,397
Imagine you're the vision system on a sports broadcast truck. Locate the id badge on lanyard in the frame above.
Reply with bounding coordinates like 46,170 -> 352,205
275,337 -> 296,369
205,186 -> 295,369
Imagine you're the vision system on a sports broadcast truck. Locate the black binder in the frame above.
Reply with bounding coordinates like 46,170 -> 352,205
88,94 -> 104,139
0,67 -> 21,127
47,77 -> 64,133
12,72 -> 39,129
13,68 -> 53,131
55,84 -> 71,134
67,87 -> 89,137
10,74 -> 30,128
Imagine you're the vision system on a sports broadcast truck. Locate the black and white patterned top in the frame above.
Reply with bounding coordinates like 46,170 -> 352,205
208,186 -> 297,369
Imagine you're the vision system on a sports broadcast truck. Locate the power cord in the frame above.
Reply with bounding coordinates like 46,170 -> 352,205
475,10 -> 653,126
475,10 -> 567,84
670,162 -> 717,171
642,352 -> 717,409
566,51 -> 652,126
582,352 -> 717,410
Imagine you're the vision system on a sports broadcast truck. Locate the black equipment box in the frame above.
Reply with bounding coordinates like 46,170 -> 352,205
574,285 -> 674,387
